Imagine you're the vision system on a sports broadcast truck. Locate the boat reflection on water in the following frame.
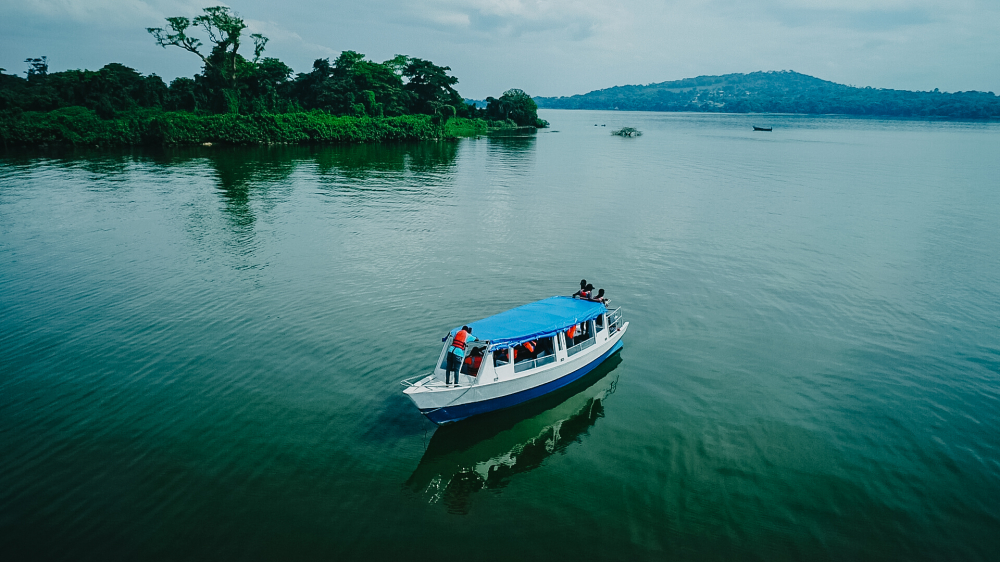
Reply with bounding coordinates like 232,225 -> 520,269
405,354 -> 623,514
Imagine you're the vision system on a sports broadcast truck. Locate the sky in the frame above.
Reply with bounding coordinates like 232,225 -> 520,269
1,0 -> 998,99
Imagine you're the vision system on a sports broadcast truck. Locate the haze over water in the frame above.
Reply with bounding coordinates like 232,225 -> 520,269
1,111 -> 998,561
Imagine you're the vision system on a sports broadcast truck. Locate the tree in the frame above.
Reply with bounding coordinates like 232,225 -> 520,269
148,6 -> 269,112
166,77 -> 199,111
24,57 -> 48,80
486,88 -> 547,127
246,57 -> 294,112
402,58 -> 461,115
351,59 -> 406,116
148,7 -> 265,89
290,54 -> 360,115
289,52 -> 408,116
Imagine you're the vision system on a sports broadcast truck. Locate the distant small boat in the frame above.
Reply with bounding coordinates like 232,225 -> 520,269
753,126 -> 772,131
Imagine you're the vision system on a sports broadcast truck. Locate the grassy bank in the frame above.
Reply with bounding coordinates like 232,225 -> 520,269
0,107 -> 518,147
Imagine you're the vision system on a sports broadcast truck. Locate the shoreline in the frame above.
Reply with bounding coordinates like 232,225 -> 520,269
0,108 -> 526,148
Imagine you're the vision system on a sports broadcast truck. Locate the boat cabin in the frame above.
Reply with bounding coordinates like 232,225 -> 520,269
432,297 -> 623,387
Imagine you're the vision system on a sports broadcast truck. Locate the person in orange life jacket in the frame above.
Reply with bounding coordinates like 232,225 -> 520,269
566,324 -> 578,344
513,340 -> 536,362
572,280 -> 590,298
446,325 -> 478,386
464,348 -> 484,373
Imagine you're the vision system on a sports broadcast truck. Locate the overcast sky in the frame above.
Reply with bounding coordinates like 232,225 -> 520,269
2,0 -> 998,99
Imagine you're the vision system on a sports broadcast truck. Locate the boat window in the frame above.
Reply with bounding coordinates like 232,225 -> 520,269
567,321 -> 597,357
513,337 -> 558,373
596,314 -> 605,333
513,337 -> 555,364
565,322 -> 590,348
461,347 -> 486,377
537,336 -> 555,358
494,348 -> 510,367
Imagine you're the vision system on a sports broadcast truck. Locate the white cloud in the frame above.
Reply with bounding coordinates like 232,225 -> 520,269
8,0 -> 205,25
400,0 -> 615,37
245,19 -> 337,58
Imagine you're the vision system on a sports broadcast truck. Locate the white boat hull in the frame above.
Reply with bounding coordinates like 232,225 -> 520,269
404,322 -> 628,424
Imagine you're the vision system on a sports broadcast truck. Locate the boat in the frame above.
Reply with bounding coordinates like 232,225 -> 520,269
753,126 -> 772,131
401,296 -> 628,424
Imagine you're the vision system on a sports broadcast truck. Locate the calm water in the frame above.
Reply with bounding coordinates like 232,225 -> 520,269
2,111 -> 999,561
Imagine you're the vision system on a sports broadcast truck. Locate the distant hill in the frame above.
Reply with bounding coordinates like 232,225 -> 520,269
534,71 -> 1000,118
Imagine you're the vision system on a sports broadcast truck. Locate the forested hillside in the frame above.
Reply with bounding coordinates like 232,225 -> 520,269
535,71 -> 1000,118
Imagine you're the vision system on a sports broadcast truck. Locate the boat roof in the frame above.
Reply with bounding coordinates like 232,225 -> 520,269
451,296 -> 608,351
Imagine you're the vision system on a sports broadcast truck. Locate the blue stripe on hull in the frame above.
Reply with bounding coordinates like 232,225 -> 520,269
422,340 -> 624,424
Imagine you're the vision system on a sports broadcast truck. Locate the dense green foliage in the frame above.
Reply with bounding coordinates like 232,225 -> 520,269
484,89 -> 548,127
535,71 -> 1000,118
0,5 -> 544,147
0,107 -> 513,146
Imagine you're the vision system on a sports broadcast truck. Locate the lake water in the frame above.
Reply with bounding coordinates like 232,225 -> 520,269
1,110 -> 998,561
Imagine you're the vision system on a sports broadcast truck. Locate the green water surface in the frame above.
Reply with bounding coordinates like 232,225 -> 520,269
1,111 -> 998,561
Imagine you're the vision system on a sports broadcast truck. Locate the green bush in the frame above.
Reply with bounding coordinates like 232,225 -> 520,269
0,109 -> 526,147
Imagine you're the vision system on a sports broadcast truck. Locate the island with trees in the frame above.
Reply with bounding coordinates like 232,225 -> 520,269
0,6 -> 547,147
535,70 -> 1000,119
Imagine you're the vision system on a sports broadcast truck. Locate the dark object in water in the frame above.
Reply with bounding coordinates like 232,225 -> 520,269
611,127 -> 641,137
753,126 -> 772,131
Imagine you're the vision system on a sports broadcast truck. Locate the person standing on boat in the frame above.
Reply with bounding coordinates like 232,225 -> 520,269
574,283 -> 594,299
446,325 -> 478,386
572,279 -> 588,298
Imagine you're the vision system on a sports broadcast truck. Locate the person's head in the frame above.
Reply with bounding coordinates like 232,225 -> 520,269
597,289 -> 605,297
580,279 -> 587,289
463,325 -> 472,334
586,283 -> 594,291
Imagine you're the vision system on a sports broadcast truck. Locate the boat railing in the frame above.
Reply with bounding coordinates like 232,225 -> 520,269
566,336 -> 596,357
400,372 -> 434,388
607,307 -> 623,334
514,353 -> 557,374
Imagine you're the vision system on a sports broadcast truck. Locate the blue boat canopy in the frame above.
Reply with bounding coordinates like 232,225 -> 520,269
451,296 -> 608,351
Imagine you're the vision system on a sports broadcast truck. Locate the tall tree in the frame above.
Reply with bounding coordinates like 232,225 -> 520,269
402,58 -> 461,116
148,7 -> 266,90
24,57 -> 48,81
148,6 -> 268,112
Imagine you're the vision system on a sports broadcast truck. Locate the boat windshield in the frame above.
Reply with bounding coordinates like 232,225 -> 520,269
439,340 -> 488,372
494,348 -> 510,367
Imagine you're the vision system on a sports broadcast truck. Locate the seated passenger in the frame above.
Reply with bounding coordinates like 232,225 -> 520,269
572,279 -> 588,298
464,348 -> 484,375
494,348 -> 510,366
575,283 -> 595,299
515,340 -> 536,362
589,288 -> 610,306
566,324 -> 578,344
